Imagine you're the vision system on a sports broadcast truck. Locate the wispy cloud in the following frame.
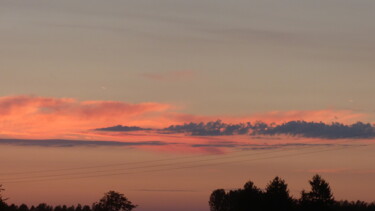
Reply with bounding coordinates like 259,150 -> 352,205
0,139 -> 169,148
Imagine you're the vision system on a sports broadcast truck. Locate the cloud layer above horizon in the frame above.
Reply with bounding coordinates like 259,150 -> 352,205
96,120 -> 375,139
0,95 -> 374,153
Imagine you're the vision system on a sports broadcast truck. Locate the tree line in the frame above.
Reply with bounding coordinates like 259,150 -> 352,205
1,175 -> 374,211
209,175 -> 375,211
0,189 -> 136,211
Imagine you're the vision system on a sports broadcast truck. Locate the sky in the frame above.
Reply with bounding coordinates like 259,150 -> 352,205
1,1 -> 375,211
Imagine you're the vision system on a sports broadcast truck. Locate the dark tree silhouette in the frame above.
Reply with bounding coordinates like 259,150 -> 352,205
35,203 -> 53,211
240,181 -> 264,211
92,191 -> 137,211
208,175 -> 375,211
81,205 -> 91,211
1,180 -> 375,211
265,177 -> 294,211
66,205 -> 75,211
0,185 -> 5,200
8,204 -> 18,211
209,189 -> 228,211
19,204 -> 29,211
75,204 -> 82,211
0,184 -> 8,209
300,174 -> 334,211
53,205 -> 63,211
208,180 -> 265,211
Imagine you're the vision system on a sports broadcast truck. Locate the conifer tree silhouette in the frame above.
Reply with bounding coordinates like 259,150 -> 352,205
300,174 -> 334,211
265,177 -> 294,211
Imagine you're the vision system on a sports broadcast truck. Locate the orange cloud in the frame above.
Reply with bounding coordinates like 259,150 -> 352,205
0,95 -> 370,143
0,95 -> 172,139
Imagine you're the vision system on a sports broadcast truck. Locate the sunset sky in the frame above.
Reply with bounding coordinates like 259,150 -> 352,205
1,1 -> 375,211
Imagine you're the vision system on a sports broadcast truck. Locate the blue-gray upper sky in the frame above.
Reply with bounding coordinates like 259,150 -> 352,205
1,0 -> 374,116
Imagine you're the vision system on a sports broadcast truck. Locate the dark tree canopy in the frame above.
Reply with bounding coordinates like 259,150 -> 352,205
0,185 -> 8,209
92,191 -> 137,211
209,189 -> 228,211
19,204 -> 29,211
0,188 -> 138,211
0,185 -> 5,201
35,203 -> 53,211
300,174 -> 334,210
240,180 -> 264,211
309,174 -> 334,203
266,177 -> 291,199
209,180 -> 265,211
265,177 -> 294,211
209,175 -> 375,211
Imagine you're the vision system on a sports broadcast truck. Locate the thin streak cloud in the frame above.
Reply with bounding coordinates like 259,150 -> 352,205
0,139 -> 169,148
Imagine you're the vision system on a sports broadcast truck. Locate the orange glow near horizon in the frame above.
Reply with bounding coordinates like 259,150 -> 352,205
0,95 -> 371,141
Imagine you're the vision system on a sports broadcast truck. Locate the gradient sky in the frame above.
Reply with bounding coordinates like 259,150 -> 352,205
1,1 -> 375,211
1,0 -> 375,115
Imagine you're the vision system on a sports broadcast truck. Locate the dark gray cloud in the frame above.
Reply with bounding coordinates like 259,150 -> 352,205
96,120 -> 375,139
258,121 -> 375,139
0,139 -> 168,147
163,120 -> 254,136
95,125 -> 149,132
162,120 -> 375,139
